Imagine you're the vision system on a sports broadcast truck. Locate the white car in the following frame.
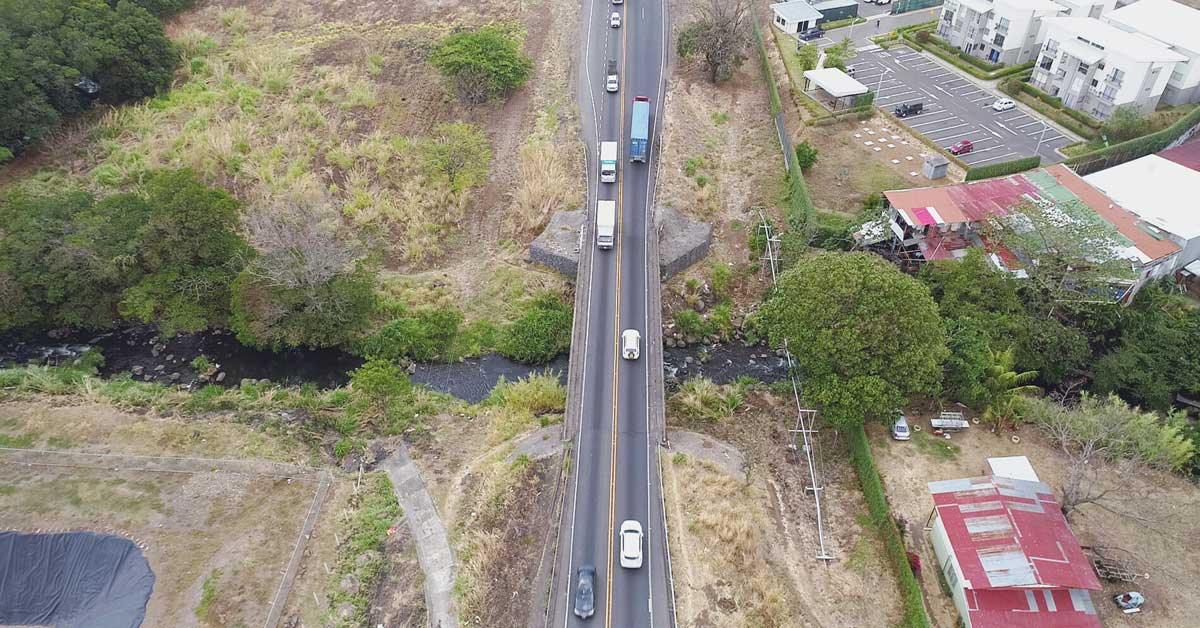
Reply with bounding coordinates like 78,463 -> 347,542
992,98 -> 1016,112
610,11 -> 621,28
619,520 -> 643,569
606,74 -> 619,92
621,329 -> 640,360
891,415 -> 912,441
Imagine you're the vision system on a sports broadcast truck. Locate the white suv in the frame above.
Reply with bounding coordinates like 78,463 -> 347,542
619,520 -> 643,568
610,12 -> 621,28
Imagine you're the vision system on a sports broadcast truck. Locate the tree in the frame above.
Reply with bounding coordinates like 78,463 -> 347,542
982,200 -> 1134,304
757,252 -> 948,428
1092,283 -> 1200,411
120,169 -> 252,334
353,306 -> 464,362
232,200 -> 376,349
823,38 -> 853,71
107,0 -> 194,16
978,347 -> 1040,431
1009,315 -> 1089,388
429,26 -> 533,104
794,140 -> 819,171
675,0 -> 751,83
1101,105 -> 1152,143
942,317 -> 992,407
796,43 -> 819,72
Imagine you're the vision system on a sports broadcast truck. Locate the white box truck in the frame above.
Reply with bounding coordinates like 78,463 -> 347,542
599,141 -> 617,183
596,200 -> 616,249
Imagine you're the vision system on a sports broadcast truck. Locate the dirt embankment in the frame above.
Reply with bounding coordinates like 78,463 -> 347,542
664,390 -> 902,627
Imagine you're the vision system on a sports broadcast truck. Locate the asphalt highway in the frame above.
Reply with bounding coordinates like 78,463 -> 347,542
548,0 -> 672,625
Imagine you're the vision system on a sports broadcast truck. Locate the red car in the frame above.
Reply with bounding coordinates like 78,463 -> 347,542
949,140 -> 974,155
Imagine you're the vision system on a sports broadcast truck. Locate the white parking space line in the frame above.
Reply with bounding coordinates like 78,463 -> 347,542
908,116 -> 961,128
926,72 -> 953,79
971,96 -> 994,103
1013,120 -> 1043,130
924,123 -> 971,136
967,151 -> 1022,165
896,110 -> 944,121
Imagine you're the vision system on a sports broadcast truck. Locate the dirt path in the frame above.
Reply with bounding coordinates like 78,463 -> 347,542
379,443 -> 460,628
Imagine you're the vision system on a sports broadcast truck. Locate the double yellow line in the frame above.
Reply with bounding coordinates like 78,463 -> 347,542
603,2 -> 631,626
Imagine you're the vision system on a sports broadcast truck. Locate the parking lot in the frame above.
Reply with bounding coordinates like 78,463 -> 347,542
849,47 -> 1074,166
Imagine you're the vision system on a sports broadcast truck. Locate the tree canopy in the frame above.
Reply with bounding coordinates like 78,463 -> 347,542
675,0 -> 751,83
0,0 -> 178,154
429,26 -> 533,104
758,252 -> 948,428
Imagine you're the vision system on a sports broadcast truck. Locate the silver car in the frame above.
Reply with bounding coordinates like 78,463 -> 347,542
891,415 -> 911,441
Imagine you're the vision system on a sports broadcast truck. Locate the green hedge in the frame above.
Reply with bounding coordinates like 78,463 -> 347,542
1013,92 -> 1099,139
849,427 -> 931,628
821,17 -> 866,31
754,23 -> 783,116
784,166 -> 815,237
965,155 -> 1041,181
1066,104 -> 1200,175
1018,82 -> 1102,129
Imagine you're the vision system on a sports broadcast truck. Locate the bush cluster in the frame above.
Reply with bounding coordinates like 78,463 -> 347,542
353,306 -> 464,362
964,155 -> 1041,181
497,291 -> 573,364
0,0 -> 179,155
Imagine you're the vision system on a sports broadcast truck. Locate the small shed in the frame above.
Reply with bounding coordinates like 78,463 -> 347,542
986,456 -> 1040,483
923,154 -> 950,180
770,0 -> 823,34
802,67 -> 868,109
813,0 -> 859,24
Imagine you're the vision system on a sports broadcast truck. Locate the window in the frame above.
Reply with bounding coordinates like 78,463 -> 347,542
1039,55 -> 1055,71
993,33 -> 1006,47
997,17 -> 1010,29
944,9 -> 955,22
1171,69 -> 1185,82
1089,5 -> 1102,18
1097,62 -> 1105,71
1079,63 -> 1090,73
1109,68 -> 1125,83
1102,85 -> 1117,99
1091,78 -> 1098,87
1045,38 -> 1059,52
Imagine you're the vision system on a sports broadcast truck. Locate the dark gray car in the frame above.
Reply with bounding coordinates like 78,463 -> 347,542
574,564 -> 596,619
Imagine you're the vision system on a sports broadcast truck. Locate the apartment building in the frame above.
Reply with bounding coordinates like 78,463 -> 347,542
1053,0 -> 1114,18
1030,17 -> 1185,119
1105,0 -> 1200,104
939,0 -> 1065,65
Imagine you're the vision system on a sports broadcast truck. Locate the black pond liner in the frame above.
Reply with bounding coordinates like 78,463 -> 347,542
0,531 -> 155,628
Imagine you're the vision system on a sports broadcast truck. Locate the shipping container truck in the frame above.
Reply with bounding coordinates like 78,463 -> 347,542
630,97 -> 649,163
596,200 -> 616,249
599,141 -> 618,183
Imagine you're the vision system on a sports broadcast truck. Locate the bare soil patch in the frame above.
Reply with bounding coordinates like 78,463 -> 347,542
870,408 -> 1200,628
665,390 -> 902,627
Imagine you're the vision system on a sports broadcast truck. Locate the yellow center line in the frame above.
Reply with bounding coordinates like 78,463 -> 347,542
605,3 -> 631,626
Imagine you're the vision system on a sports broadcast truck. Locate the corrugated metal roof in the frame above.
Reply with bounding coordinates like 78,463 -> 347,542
929,475 -> 1101,591
1158,139 -> 1200,173
967,588 -> 1101,627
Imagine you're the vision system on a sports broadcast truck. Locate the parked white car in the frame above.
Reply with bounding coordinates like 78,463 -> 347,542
992,98 -> 1016,112
891,415 -> 912,441
621,329 -> 640,360
610,11 -> 621,28
619,520 -> 643,569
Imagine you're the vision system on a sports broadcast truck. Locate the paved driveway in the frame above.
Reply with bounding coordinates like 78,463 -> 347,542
850,47 -> 1074,166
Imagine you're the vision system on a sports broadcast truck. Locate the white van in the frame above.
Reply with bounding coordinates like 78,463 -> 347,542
596,200 -> 616,249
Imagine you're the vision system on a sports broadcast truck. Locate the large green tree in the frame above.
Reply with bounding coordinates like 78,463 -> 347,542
758,252 -> 948,428
429,26 -> 532,104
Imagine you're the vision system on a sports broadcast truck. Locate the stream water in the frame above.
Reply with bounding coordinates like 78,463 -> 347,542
1,325 -> 787,403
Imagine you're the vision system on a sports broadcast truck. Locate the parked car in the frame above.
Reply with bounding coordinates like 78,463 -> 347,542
574,564 -> 596,619
891,415 -> 911,441
621,329 -> 640,360
991,98 -> 1016,112
844,65 -> 856,76
893,102 -> 923,118
619,520 -> 644,569
613,0 -> 623,4
949,139 -> 974,155
610,11 -> 621,28
798,27 -> 824,41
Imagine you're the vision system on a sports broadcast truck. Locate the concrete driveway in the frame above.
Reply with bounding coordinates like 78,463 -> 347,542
852,47 -> 1075,166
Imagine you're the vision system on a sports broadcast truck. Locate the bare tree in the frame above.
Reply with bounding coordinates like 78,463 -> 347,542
677,0 -> 751,83
1038,401 -> 1147,521
243,201 -> 362,290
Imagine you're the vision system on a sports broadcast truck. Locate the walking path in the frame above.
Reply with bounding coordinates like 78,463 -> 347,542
379,444 -> 459,628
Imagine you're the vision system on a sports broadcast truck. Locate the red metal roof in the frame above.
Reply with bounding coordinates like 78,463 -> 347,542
1045,165 -> 1179,262
968,588 -> 1102,628
1157,138 -> 1200,173
929,476 -> 1101,591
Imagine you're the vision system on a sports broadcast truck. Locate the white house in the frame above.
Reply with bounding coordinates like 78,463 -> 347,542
770,0 -> 823,35
1104,0 -> 1200,104
1084,140 -> 1200,275
1031,17 -> 1186,119
1053,0 -> 1115,18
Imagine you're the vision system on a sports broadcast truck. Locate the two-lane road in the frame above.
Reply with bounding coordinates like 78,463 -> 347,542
550,0 -> 672,625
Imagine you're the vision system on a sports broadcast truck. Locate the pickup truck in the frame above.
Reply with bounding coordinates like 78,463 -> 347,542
606,60 -> 618,93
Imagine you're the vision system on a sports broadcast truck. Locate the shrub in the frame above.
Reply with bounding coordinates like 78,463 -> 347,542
794,140 -> 819,171
710,263 -> 732,299
1101,105 -> 1153,142
914,30 -> 931,44
498,292 -> 572,364
430,26 -> 533,104
668,378 -> 747,422
354,306 -> 464,362
232,266 -> 378,350
485,373 -> 566,416
673,309 -> 704,337
797,44 -> 819,72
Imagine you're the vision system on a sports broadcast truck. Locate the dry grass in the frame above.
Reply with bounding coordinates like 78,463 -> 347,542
663,454 -> 794,627
508,140 -> 575,236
